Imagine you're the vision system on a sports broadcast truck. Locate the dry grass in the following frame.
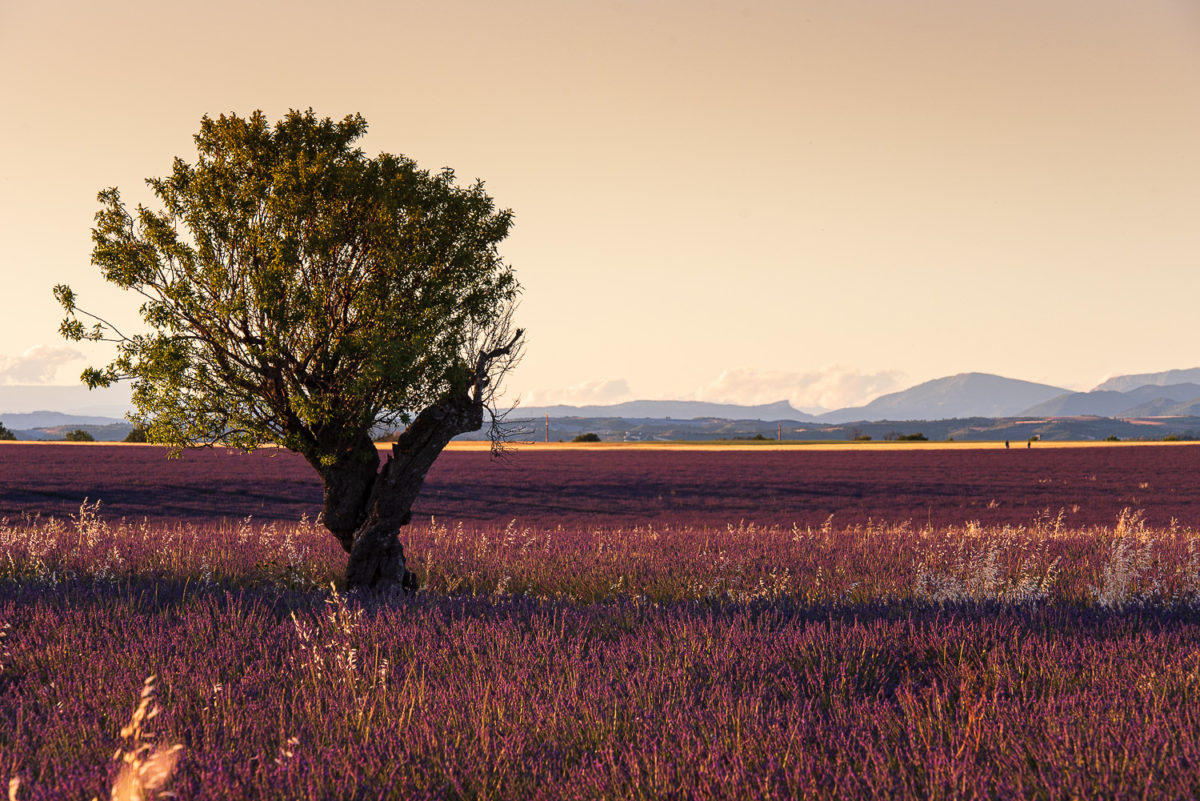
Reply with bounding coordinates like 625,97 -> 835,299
8,675 -> 182,801
105,676 -> 183,801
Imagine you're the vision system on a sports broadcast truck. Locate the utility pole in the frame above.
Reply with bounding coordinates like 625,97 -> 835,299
778,422 -> 782,441
545,413 -> 550,444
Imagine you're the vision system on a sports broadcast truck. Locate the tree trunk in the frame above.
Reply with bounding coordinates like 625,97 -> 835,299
314,327 -> 522,591
339,391 -> 485,590
313,434 -> 381,554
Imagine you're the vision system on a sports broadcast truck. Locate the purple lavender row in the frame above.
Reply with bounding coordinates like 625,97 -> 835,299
4,443 -> 1200,529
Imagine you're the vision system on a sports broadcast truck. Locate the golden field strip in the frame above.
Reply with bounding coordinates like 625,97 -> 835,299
4,439 -> 1197,451
437,439 -> 1200,452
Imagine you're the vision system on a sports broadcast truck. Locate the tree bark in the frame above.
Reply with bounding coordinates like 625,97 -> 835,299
313,434 -> 380,553
339,391 -> 485,590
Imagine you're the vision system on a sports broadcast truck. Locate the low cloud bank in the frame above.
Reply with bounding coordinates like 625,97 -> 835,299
517,378 -> 634,407
0,345 -> 84,385
692,366 -> 907,414
515,367 -> 906,414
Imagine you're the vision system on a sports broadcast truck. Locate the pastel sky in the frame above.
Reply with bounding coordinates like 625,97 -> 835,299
3,0 -> 1199,413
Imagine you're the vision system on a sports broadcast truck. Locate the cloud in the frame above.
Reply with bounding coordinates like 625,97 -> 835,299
0,344 -> 85,385
693,366 -> 907,413
517,378 -> 634,407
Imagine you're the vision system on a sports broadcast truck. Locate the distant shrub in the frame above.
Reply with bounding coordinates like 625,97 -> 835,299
1106,435 -> 1120,442
124,426 -> 148,443
0,421 -> 15,441
850,430 -> 872,442
897,433 -> 928,442
573,433 -> 601,443
64,429 -> 95,442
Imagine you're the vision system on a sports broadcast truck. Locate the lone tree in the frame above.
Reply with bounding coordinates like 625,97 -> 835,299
56,109 -> 523,591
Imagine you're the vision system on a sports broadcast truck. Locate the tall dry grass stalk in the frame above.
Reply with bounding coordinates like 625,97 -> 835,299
912,523 -> 1060,604
102,675 -> 182,801
7,675 -> 182,801
0,621 -> 10,674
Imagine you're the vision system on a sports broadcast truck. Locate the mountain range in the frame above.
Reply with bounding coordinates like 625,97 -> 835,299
509,399 -> 820,423
1093,368 -> 1200,393
816,373 -> 1067,423
513,368 -> 1200,425
1022,383 -> 1200,418
0,384 -> 132,418
6,368 -> 1200,441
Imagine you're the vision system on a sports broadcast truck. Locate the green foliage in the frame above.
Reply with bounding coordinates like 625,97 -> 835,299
56,109 -> 520,467
1106,435 -> 1120,442
896,433 -> 928,442
0,422 -> 16,441
64,429 -> 95,442
572,433 -> 601,443
124,426 -> 149,443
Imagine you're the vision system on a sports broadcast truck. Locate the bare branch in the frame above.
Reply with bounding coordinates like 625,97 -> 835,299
486,397 -> 531,459
67,306 -> 132,343
456,303 -> 526,457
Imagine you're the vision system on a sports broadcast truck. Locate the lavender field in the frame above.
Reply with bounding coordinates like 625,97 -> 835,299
4,445 -> 1200,799
5,442 -> 1200,529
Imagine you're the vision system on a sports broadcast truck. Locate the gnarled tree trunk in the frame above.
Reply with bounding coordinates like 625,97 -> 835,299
315,390 -> 486,591
312,326 -> 523,591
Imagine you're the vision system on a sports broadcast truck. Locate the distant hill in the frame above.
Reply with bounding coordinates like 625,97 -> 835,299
818,373 -> 1068,423
510,399 -> 817,422
1119,398 -> 1200,417
0,384 -> 132,417
1021,383 -> 1200,418
0,411 -> 127,429
1094,369 -> 1200,393
11,422 -> 135,442
454,414 -> 1200,443
0,411 -> 132,442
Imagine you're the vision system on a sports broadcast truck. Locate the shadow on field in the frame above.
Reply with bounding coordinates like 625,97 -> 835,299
6,576 -> 1200,633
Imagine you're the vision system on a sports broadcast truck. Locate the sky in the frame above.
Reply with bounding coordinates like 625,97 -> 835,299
3,0 -> 1200,414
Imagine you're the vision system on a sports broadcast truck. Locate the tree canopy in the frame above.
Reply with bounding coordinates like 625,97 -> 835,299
56,109 -> 523,588
57,109 -> 520,459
